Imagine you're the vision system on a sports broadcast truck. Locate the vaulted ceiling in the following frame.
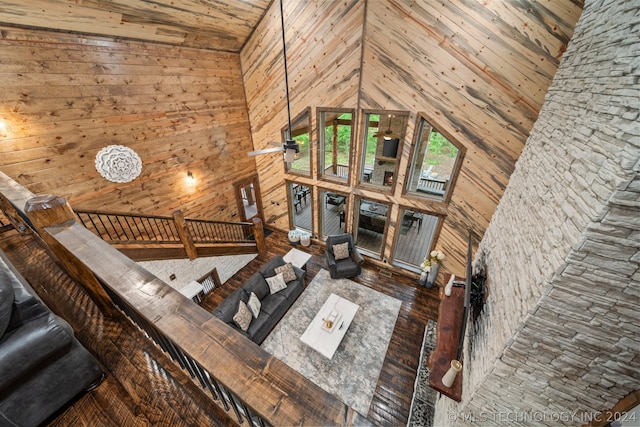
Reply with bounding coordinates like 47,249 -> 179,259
0,0 -> 272,51
0,0 -> 584,275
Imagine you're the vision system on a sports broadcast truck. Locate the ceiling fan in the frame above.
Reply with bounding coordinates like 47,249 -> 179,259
374,114 -> 396,139
247,0 -> 299,164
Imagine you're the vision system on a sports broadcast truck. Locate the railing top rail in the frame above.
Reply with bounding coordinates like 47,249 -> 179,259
0,171 -> 35,210
184,217 -> 253,227
74,209 -> 175,221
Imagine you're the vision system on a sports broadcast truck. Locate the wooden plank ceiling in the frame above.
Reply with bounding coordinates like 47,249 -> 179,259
0,0 -> 272,51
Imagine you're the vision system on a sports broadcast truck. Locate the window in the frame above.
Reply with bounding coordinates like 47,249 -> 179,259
318,189 -> 347,238
354,198 -> 389,257
359,111 -> 408,190
318,109 -> 354,183
405,113 -> 465,201
392,208 -> 441,272
284,109 -> 311,176
288,182 -> 312,233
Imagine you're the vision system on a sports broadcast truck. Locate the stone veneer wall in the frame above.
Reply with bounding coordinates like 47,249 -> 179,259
434,0 -> 639,425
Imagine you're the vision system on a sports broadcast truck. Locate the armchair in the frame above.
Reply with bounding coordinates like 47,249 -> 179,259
325,234 -> 364,279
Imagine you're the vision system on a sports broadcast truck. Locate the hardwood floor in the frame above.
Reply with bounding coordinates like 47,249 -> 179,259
0,227 -> 441,426
201,231 -> 442,426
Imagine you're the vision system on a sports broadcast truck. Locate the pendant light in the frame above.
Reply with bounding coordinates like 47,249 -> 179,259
280,0 -> 299,164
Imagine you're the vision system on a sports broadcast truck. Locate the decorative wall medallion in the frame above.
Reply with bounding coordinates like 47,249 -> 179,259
95,145 -> 142,183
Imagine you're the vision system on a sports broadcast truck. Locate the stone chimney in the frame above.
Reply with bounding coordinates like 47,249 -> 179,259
434,0 -> 639,424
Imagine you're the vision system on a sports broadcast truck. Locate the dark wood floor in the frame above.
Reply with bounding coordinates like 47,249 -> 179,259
0,227 -> 441,426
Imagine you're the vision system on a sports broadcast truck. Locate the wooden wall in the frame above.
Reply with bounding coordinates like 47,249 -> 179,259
241,0 -> 582,276
0,26 -> 256,221
241,0 -> 364,227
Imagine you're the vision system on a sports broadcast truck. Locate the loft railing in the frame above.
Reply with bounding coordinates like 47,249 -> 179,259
323,163 -> 349,178
0,174 -> 361,426
417,177 -> 448,195
185,218 -> 254,244
74,209 -> 260,261
76,209 -> 255,244
75,210 -> 181,243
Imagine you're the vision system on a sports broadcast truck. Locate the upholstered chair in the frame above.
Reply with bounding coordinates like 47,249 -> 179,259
325,234 -> 364,279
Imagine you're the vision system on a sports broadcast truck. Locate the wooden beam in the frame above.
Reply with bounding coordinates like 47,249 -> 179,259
172,210 -> 197,260
24,195 -> 118,317
0,1 -> 186,44
428,275 -> 465,401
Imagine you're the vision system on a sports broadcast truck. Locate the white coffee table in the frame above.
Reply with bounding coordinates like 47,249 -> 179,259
283,247 -> 312,270
300,293 -> 359,359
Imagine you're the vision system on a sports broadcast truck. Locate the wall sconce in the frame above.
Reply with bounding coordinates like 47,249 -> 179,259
186,171 -> 196,184
0,119 -> 11,137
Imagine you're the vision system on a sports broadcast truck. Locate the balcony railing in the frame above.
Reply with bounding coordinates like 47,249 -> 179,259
0,172 -> 361,427
323,163 -> 349,178
74,209 -> 260,261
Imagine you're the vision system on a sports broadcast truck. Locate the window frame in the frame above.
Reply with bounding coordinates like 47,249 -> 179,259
282,107 -> 313,177
403,111 -> 466,204
390,206 -> 445,273
317,187 -> 349,240
357,109 -> 410,193
286,180 -> 313,234
353,196 -> 391,258
316,107 -> 355,186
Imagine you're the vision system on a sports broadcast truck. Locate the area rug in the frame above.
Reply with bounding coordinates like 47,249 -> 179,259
261,268 -> 402,415
407,320 -> 437,427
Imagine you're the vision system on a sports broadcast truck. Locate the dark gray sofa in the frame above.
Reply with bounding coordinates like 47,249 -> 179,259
212,256 -> 305,344
0,250 -> 103,427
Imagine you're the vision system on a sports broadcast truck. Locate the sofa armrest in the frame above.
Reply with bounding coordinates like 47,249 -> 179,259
326,251 -> 337,268
351,249 -> 364,265
0,314 -> 73,393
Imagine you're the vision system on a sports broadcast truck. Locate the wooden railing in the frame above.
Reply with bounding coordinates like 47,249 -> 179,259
323,163 -> 349,178
75,210 -> 182,243
0,173 -> 362,427
417,177 -> 448,196
74,209 -> 261,261
185,217 -> 254,244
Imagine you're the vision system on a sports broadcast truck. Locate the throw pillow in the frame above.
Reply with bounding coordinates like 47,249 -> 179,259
233,300 -> 252,332
247,292 -> 261,319
274,262 -> 296,283
333,242 -> 350,260
265,272 -> 287,294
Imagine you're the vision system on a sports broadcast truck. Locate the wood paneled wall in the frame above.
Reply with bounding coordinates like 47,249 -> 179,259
0,26 -> 256,221
241,0 -> 582,276
240,0 -> 364,227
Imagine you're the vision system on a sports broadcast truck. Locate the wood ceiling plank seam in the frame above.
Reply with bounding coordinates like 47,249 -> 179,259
81,0 -> 256,34
362,33 -> 537,143
440,0 -> 562,78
